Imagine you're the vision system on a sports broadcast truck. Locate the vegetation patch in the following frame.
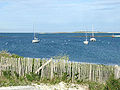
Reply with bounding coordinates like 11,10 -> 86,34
0,50 -> 23,58
1,70 -> 120,90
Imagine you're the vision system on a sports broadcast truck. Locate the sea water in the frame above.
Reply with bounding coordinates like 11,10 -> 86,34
0,33 -> 120,65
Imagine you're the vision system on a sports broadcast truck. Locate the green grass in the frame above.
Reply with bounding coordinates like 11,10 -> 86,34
0,70 -> 120,90
0,50 -> 23,58
52,55 -> 69,61
0,76 -> 31,87
104,74 -> 120,90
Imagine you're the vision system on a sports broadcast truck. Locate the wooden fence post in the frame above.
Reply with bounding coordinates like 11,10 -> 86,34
50,60 -> 54,80
0,62 -> 1,76
18,58 -> 21,76
89,64 -> 92,81
72,62 -> 75,82
78,63 -> 81,80
114,65 -> 120,79
35,58 -> 52,74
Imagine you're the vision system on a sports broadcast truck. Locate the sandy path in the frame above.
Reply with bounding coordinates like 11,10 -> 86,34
0,82 -> 89,90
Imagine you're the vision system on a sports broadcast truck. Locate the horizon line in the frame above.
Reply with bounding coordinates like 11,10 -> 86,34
0,31 -> 120,33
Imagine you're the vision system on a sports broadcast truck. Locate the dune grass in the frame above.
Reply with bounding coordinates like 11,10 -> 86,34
0,50 -> 23,58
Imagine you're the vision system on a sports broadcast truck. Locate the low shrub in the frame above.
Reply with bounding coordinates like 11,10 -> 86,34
26,73 -> 39,82
104,74 -> 120,90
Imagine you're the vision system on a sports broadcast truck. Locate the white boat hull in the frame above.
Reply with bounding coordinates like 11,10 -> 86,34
83,41 -> 89,45
32,40 -> 40,43
90,38 -> 96,42
112,35 -> 120,38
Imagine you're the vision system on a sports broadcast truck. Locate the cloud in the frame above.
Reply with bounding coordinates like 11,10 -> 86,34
99,0 -> 120,6
95,7 -> 115,11
0,0 -> 120,32
1,0 -> 120,10
93,0 -> 120,11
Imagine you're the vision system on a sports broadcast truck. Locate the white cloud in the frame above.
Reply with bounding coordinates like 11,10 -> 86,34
0,0 -> 120,32
92,0 -> 120,10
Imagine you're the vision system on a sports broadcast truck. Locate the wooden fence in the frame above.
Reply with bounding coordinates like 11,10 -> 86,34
0,57 -> 120,83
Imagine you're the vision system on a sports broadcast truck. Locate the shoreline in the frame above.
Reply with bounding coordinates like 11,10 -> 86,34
0,32 -> 120,34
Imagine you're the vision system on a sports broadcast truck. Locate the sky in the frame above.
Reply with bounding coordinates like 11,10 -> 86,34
0,0 -> 120,33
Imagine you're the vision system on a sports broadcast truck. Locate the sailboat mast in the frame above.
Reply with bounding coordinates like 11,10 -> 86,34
86,32 -> 87,41
33,24 -> 35,39
92,25 -> 94,37
84,25 -> 87,41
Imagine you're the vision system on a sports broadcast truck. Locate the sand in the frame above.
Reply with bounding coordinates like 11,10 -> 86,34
0,82 -> 89,90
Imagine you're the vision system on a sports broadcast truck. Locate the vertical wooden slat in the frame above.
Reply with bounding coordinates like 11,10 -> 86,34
0,58 -> 1,76
114,65 -> 120,79
18,58 -> 21,76
78,63 -> 81,80
50,60 -> 53,80
72,62 -> 75,82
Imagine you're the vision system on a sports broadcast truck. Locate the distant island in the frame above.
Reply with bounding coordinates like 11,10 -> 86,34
39,31 -> 120,34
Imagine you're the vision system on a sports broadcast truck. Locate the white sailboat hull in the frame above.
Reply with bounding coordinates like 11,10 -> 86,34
32,39 -> 40,43
112,35 -> 120,38
90,25 -> 96,41
90,38 -> 96,42
83,40 -> 89,45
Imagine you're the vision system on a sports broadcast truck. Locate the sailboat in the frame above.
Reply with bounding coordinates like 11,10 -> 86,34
83,32 -> 89,45
112,33 -> 120,38
90,25 -> 96,42
112,33 -> 114,38
32,25 -> 40,43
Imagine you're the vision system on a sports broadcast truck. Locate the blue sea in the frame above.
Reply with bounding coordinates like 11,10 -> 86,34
0,33 -> 120,65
